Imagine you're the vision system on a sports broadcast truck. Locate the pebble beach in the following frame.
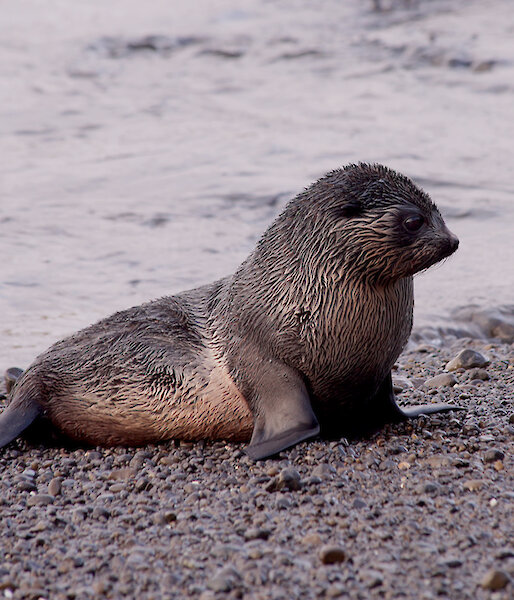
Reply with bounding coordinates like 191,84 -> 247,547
1,338 -> 512,599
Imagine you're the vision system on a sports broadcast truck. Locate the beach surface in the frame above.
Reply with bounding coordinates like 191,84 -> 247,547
0,339 -> 512,599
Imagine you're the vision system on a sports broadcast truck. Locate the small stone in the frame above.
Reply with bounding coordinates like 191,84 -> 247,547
109,483 -> 125,493
266,468 -> 302,492
92,506 -> 110,519
422,482 -> 440,495
48,477 -> 62,497
312,463 -> 336,478
207,566 -> 242,593
467,368 -> 489,381
425,374 -> 457,389
26,494 -> 53,507
446,349 -> 489,371
276,496 -> 292,510
398,461 -> 410,470
325,583 -> 345,598
31,520 -> 48,532
463,479 -> 485,492
319,545 -> 347,564
352,497 -> 367,509
509,414 -> 514,425
392,376 -> 413,393
480,569 -> 510,590
135,477 -> 152,492
451,458 -> 470,468
443,558 -> 463,568
483,448 -> 505,463
18,481 -> 37,492
244,528 -> 271,541
360,569 -> 383,588
303,533 -> 322,546
107,468 -> 135,481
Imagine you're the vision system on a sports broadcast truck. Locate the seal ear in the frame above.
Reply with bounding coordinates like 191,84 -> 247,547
245,368 -> 320,460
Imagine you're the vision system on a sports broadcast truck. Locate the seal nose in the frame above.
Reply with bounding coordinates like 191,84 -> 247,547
448,232 -> 459,253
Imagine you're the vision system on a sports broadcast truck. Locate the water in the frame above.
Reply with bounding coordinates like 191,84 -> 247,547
1,0 -> 513,367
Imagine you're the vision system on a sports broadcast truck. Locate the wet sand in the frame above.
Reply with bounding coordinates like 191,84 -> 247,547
0,339 -> 512,599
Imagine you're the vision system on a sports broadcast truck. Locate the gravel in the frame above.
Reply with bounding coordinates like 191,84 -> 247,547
0,338 -> 512,599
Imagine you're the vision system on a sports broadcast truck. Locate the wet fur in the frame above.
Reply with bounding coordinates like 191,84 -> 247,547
0,163 -> 459,455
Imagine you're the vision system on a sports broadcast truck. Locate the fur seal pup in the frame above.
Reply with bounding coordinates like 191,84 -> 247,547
0,163 -> 460,459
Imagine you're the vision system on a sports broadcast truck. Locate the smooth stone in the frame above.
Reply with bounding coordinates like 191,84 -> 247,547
26,494 -> 53,507
483,448 -> 505,463
207,566 -> 242,593
425,373 -> 457,389
446,349 -> 489,371
48,477 -> 62,497
244,528 -> 271,541
480,569 -> 510,590
319,545 -> 347,564
463,480 -> 485,492
266,468 -> 302,492
467,368 -> 489,381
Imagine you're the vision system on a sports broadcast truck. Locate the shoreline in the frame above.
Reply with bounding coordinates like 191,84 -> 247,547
1,335 -> 512,599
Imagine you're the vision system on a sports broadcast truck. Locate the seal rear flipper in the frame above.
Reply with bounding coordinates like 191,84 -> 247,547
245,369 -> 319,461
0,400 -> 41,448
373,373 -> 464,425
399,403 -> 465,418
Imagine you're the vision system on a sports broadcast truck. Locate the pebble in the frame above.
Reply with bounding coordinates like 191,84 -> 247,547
463,480 -> 485,492
26,494 -> 54,507
360,569 -> 383,588
18,480 -> 37,492
266,468 -> 302,492
467,368 -> 490,381
392,376 -> 413,393
207,566 -> 242,593
48,477 -> 62,496
325,583 -> 346,598
483,448 -> 505,463
446,349 -> 489,371
480,569 -> 511,590
421,482 -> 440,495
425,373 -> 457,389
244,528 -> 271,541
319,545 -> 347,564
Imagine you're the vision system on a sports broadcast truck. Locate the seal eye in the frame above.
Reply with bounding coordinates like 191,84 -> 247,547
403,215 -> 425,233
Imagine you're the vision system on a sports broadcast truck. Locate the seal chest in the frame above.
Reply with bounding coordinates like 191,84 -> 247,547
0,163 -> 460,458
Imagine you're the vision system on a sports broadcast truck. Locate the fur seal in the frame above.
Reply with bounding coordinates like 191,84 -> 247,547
0,163 -> 460,459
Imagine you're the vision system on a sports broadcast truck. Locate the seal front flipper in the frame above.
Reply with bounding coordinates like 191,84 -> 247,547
245,367 -> 319,461
0,368 -> 41,448
0,398 -> 41,448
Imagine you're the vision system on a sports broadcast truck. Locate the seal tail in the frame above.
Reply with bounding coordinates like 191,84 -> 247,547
0,368 -> 41,448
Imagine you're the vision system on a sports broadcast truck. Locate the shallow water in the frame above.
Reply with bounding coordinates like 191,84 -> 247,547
1,0 -> 513,367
